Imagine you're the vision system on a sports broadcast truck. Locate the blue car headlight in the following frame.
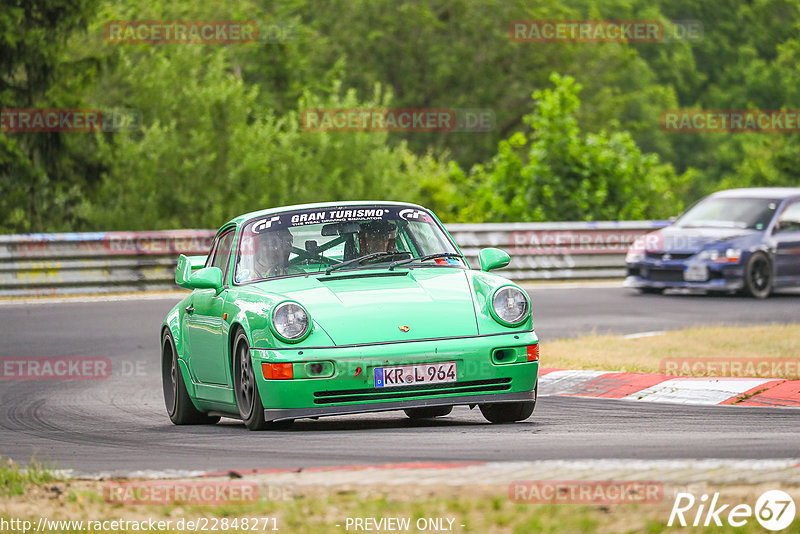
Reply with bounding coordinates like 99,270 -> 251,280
626,250 -> 645,263
626,237 -> 646,263
271,301 -> 311,342
490,286 -> 529,326
696,248 -> 742,264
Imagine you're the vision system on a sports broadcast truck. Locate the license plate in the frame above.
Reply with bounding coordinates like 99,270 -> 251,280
684,262 -> 708,282
374,361 -> 457,388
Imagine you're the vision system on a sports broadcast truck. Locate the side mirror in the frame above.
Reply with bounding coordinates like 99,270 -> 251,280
478,248 -> 511,272
187,255 -> 208,270
175,254 -> 193,288
187,267 -> 224,293
668,216 -> 677,224
176,255 -> 223,292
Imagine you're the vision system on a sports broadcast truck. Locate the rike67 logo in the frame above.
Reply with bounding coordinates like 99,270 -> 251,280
669,490 -> 796,531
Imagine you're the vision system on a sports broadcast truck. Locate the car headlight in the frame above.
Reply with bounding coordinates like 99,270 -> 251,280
626,237 -> 647,263
696,248 -> 742,263
271,301 -> 310,342
720,248 -> 742,263
491,286 -> 529,326
696,249 -> 714,261
626,250 -> 645,263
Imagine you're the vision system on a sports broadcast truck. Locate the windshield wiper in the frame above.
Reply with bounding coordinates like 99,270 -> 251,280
324,251 -> 409,275
388,252 -> 463,271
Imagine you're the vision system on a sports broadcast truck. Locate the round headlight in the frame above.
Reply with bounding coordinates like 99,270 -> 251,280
625,250 -> 645,263
272,301 -> 310,342
491,287 -> 529,326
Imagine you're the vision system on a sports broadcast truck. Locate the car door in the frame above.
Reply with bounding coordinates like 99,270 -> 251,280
185,228 -> 235,385
771,200 -> 800,284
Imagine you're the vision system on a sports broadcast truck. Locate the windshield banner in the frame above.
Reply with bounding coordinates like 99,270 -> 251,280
249,206 -> 434,233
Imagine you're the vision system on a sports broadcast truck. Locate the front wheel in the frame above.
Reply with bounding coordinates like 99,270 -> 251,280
480,389 -> 536,424
233,330 -> 292,431
404,406 -> 453,419
741,252 -> 773,299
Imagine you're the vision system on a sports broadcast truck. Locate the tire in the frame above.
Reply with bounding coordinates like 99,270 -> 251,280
637,287 -> 664,295
479,389 -> 536,424
404,406 -> 453,419
162,330 -> 220,425
233,330 -> 292,431
741,252 -> 773,299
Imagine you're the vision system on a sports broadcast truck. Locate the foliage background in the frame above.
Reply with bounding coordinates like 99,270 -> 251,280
1,0 -> 798,232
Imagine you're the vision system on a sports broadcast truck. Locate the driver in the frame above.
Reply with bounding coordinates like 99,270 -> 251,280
358,220 -> 397,255
254,228 -> 301,278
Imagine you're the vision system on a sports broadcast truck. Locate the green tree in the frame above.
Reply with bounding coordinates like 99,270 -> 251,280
81,31 -> 455,230
0,0 -> 101,233
302,0 -> 683,169
456,73 -> 688,222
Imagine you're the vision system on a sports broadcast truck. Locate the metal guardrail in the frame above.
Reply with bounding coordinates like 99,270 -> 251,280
0,222 -> 668,296
449,220 -> 668,281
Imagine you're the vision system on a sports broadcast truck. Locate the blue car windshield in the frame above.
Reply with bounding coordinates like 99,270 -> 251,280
234,205 -> 462,283
675,197 -> 779,230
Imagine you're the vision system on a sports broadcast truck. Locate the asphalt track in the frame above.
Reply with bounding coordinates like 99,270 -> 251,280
0,286 -> 798,476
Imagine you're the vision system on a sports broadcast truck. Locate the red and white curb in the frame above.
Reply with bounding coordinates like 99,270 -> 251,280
538,368 -> 800,407
81,459 -> 800,485
207,460 -> 800,487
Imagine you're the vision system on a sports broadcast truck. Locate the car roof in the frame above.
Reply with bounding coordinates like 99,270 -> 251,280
710,187 -> 800,200
220,200 -> 427,228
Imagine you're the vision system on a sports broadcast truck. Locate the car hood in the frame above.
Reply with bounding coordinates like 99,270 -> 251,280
649,227 -> 758,253
245,269 -> 479,345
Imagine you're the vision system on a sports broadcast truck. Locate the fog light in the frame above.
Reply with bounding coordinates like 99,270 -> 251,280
262,362 -> 294,380
493,348 -> 516,364
303,361 -> 334,378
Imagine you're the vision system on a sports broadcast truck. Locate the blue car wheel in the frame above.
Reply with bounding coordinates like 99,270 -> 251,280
742,252 -> 773,299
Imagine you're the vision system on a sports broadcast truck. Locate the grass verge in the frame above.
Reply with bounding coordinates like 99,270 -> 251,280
2,479 -> 799,533
0,457 -> 56,497
542,323 -> 800,378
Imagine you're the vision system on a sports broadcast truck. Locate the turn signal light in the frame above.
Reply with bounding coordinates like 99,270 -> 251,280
262,362 -> 294,380
526,344 -> 539,362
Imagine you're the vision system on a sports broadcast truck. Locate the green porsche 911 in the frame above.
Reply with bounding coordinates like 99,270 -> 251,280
161,201 -> 539,430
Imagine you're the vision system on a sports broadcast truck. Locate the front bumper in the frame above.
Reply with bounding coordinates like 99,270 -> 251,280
263,390 -> 535,422
251,331 -> 539,422
624,259 -> 744,291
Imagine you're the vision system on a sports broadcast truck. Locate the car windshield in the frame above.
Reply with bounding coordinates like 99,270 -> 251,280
233,205 -> 463,283
674,197 -> 779,230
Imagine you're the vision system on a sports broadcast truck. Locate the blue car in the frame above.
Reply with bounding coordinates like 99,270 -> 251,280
624,188 -> 800,298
